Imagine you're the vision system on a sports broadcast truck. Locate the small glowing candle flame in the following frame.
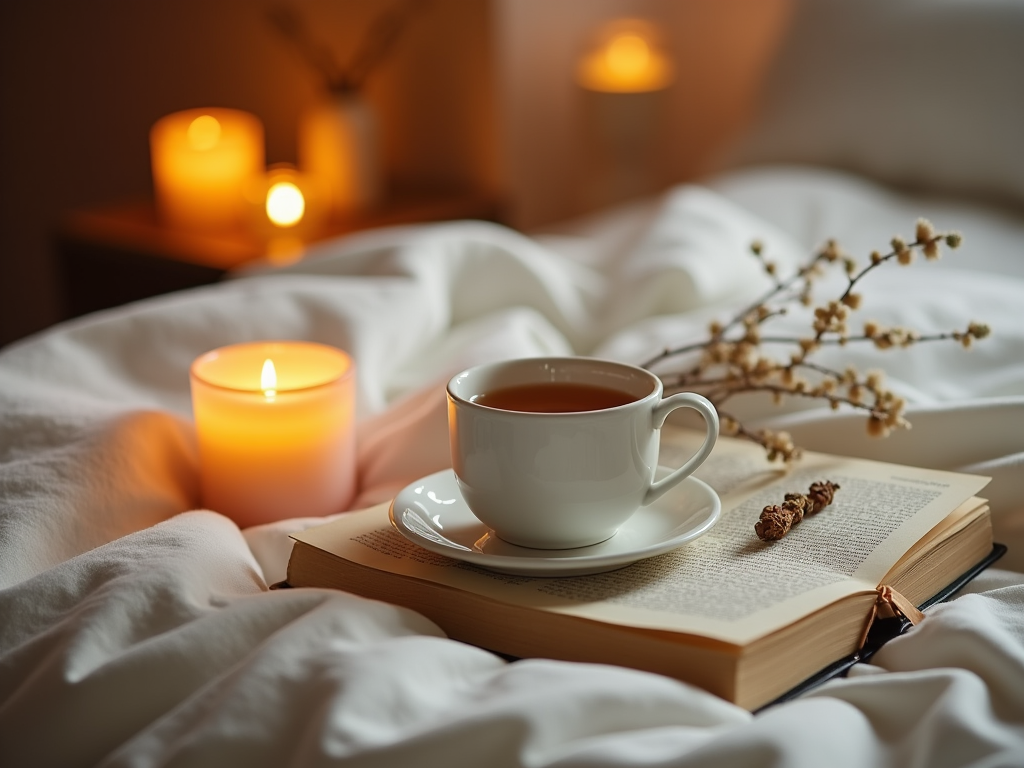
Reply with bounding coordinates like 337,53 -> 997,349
605,34 -> 651,80
187,115 -> 222,151
266,182 -> 306,227
261,358 -> 277,399
576,21 -> 674,93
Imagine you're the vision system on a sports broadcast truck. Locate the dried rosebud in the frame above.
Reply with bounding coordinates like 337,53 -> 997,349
756,482 -> 839,541
783,493 -> 812,520
755,506 -> 792,541
806,481 -> 840,512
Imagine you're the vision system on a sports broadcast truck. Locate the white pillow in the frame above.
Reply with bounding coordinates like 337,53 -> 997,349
730,0 -> 1024,211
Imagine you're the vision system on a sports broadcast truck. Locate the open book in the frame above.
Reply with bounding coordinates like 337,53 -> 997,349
287,427 -> 994,710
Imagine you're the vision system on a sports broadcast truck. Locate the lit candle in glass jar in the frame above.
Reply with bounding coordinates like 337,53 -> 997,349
150,108 -> 265,231
242,164 -> 329,265
190,341 -> 356,527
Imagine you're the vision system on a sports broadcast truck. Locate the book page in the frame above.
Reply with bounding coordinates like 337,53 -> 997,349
294,430 -> 988,645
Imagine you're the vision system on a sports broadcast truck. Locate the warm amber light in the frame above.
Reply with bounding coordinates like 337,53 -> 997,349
577,20 -> 674,93
605,34 -> 651,79
187,115 -> 222,151
266,181 -> 305,227
150,108 -> 265,231
261,358 -> 277,399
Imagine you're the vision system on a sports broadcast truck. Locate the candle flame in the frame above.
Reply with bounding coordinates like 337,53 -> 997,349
266,182 -> 306,227
576,21 -> 674,93
605,34 -> 651,80
187,115 -> 222,151
261,358 -> 277,399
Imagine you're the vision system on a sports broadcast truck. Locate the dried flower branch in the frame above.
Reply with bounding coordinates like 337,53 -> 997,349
755,481 -> 840,541
643,220 -> 989,461
268,1 -> 426,94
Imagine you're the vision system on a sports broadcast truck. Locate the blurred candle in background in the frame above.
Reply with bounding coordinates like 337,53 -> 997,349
576,19 -> 674,206
190,341 -> 356,528
242,163 -> 328,264
577,19 -> 674,93
243,164 -> 327,231
266,178 -> 305,227
151,107 -> 264,231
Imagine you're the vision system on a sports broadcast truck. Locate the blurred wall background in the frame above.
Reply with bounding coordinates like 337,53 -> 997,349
0,0 -> 790,348
494,0 -> 790,229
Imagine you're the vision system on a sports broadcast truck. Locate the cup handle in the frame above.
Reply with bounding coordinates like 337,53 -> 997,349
642,392 -> 719,506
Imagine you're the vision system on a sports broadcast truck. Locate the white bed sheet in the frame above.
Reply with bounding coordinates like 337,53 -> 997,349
2,166 -> 1024,766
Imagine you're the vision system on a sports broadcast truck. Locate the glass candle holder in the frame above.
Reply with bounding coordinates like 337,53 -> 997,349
150,108 -> 265,231
190,341 -> 356,528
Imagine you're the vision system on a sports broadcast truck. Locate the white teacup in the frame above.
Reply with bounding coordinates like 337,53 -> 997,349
446,357 -> 719,549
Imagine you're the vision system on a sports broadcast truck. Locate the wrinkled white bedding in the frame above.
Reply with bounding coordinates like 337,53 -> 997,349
2,167 -> 1024,766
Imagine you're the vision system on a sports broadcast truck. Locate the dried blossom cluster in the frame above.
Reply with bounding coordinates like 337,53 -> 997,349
755,480 -> 841,541
644,219 -> 990,461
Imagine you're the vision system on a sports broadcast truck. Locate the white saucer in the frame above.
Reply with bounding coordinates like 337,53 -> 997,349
389,468 -> 721,577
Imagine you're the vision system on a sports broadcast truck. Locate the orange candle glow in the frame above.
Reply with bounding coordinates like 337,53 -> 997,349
241,164 -> 329,265
243,164 -> 327,233
190,341 -> 356,528
151,108 -> 265,231
577,20 -> 674,93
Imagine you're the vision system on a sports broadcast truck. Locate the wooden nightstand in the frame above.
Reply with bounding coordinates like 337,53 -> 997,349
56,191 -> 501,319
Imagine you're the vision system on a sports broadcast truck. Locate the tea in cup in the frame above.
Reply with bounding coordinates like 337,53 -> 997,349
446,357 -> 718,549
